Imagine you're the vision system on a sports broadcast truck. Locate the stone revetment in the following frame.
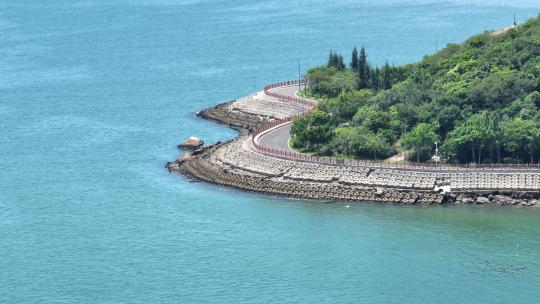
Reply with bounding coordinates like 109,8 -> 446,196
169,81 -> 540,207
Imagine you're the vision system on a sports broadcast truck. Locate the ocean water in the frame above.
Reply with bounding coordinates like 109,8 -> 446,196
1,0 -> 540,303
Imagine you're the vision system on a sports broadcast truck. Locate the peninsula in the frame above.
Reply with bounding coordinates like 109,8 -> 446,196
169,16 -> 540,206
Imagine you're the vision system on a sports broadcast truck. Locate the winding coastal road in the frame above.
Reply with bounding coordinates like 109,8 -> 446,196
258,123 -> 293,151
255,83 -> 540,173
173,79 -> 540,207
270,84 -> 303,98
257,84 -> 307,152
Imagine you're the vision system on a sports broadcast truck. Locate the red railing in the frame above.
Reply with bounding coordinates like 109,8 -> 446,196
264,80 -> 316,108
251,81 -> 540,171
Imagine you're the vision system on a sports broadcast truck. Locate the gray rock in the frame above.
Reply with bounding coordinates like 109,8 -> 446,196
166,162 -> 179,171
179,136 -> 204,149
177,152 -> 193,163
493,195 -> 512,205
462,197 -> 474,204
475,197 -> 490,204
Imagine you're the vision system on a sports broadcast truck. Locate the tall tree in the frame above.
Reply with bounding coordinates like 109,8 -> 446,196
365,66 -> 371,89
327,51 -> 345,70
382,61 -> 392,89
402,123 -> 438,162
371,67 -> 381,90
442,113 -> 495,164
357,47 -> 368,89
502,118 -> 540,163
351,47 -> 359,71
337,54 -> 345,70
327,51 -> 336,68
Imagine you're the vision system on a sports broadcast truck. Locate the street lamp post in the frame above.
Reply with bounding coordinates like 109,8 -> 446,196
297,59 -> 301,92
434,141 -> 440,164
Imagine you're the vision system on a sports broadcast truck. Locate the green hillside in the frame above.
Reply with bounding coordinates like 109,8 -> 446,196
292,15 -> 540,164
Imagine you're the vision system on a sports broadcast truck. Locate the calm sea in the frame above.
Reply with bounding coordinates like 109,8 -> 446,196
1,0 -> 540,303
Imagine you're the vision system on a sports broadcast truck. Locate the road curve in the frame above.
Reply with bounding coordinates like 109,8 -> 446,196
255,83 -> 540,173
258,123 -> 293,151
270,84 -> 304,98
257,84 -> 309,152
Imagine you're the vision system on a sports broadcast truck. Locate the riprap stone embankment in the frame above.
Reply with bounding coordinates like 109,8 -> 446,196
169,85 -> 540,206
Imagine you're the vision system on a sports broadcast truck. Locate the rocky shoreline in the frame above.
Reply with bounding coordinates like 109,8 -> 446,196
196,100 -> 266,134
168,89 -> 540,207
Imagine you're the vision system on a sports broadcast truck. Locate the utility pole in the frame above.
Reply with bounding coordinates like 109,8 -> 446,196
435,39 -> 438,52
297,59 -> 301,92
403,126 -> 408,160
514,12 -> 517,26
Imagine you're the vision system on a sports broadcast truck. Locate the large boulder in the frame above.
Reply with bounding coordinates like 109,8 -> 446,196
178,136 -> 204,149
176,152 -> 193,163
492,195 -> 512,205
475,197 -> 490,204
462,197 -> 474,204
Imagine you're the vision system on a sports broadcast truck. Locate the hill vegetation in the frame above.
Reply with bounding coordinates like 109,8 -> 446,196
291,15 -> 540,164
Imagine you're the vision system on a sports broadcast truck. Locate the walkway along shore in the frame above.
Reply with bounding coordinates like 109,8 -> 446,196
169,81 -> 540,206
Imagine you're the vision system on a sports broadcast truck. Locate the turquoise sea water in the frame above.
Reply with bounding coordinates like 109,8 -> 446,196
1,1 -> 540,303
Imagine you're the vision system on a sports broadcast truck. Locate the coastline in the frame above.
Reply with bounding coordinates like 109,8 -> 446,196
168,84 -> 540,207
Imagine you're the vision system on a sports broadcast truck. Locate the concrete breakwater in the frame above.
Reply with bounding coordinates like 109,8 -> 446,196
169,83 -> 540,206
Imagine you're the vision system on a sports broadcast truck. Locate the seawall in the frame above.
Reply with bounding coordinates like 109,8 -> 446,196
168,83 -> 540,207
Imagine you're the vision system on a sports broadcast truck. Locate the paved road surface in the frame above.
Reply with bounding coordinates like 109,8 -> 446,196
256,85 -> 540,172
257,85 -> 308,152
271,84 -> 304,97
258,123 -> 293,151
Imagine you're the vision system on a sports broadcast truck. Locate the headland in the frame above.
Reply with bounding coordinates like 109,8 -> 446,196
168,81 -> 540,206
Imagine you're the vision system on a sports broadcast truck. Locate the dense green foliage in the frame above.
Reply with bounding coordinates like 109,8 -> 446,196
327,50 -> 345,70
292,16 -> 540,163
